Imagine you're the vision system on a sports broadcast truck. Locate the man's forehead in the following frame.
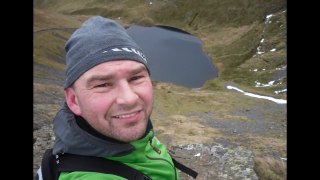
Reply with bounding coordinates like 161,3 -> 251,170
80,60 -> 147,81
89,60 -> 147,72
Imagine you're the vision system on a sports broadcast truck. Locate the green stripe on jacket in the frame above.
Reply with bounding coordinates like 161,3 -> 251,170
59,130 -> 180,180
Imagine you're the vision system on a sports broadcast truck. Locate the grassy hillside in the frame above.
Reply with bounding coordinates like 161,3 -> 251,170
34,0 -> 286,97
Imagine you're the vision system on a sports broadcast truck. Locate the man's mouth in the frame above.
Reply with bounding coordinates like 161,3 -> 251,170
112,110 -> 141,120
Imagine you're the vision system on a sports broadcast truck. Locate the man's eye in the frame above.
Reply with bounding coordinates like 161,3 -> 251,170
130,76 -> 143,81
94,83 -> 109,88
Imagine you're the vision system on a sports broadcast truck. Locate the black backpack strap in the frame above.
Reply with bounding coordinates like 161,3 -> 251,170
172,158 -> 198,179
40,149 -> 197,180
57,153 -> 151,180
40,149 -> 59,180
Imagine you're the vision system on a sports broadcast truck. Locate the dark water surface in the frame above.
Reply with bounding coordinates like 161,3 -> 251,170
127,25 -> 218,88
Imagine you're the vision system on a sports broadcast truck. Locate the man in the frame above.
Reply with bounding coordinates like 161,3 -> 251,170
37,16 -> 180,179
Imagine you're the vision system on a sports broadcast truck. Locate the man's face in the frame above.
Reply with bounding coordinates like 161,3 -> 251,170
66,60 -> 153,142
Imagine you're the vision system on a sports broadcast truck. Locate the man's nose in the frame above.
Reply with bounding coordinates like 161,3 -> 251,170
115,81 -> 139,105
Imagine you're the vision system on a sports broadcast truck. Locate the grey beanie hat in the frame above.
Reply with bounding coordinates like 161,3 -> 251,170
64,16 -> 149,88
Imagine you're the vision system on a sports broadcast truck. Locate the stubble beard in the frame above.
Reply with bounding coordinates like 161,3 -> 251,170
101,108 -> 151,143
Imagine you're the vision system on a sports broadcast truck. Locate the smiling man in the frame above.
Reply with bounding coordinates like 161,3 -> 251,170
66,60 -> 153,143
36,16 -> 181,180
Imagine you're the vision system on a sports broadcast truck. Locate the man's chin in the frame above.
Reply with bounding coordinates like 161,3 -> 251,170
117,124 -> 148,142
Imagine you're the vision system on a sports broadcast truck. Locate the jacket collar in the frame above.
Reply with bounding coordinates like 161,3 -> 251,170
52,102 -> 153,157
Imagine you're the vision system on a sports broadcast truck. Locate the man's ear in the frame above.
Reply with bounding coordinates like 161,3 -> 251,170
65,87 -> 81,115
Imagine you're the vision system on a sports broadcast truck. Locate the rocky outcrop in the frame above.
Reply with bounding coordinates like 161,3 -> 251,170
33,124 -> 55,178
171,144 -> 258,180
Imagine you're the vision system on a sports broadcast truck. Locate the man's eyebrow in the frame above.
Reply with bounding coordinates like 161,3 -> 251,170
86,74 -> 114,87
130,65 -> 148,75
85,65 -> 148,86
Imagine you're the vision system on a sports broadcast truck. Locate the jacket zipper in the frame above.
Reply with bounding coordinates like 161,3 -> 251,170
148,139 -> 178,180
